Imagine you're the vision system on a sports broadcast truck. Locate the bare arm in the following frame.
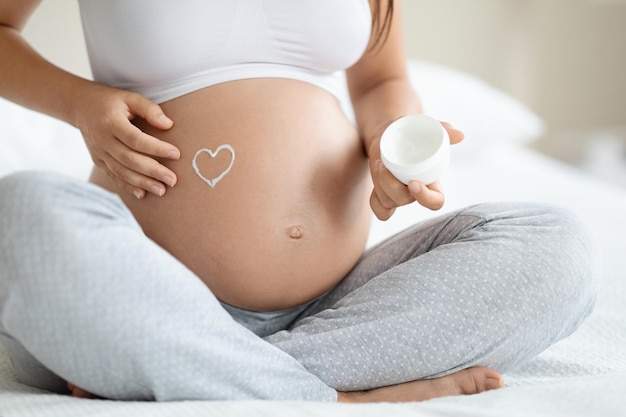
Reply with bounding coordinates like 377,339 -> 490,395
0,0 -> 180,198
347,0 -> 464,220
0,0 -> 82,121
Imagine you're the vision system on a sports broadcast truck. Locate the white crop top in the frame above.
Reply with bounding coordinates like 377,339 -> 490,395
78,0 -> 372,104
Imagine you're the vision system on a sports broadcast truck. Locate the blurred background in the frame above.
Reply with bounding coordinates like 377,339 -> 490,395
402,0 -> 626,188
23,0 -> 626,187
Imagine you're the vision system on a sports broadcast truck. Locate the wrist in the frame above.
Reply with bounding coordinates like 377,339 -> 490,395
56,77 -> 92,129
64,79 -> 112,130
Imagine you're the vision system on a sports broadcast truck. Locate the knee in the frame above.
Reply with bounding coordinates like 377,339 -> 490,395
0,172 -> 72,238
471,201 -> 599,330
520,203 -> 600,334
550,204 -> 599,312
0,172 -> 43,229
0,170 -> 123,226
0,172 -> 63,266
542,204 -> 598,280
0,171 -> 66,217
0,171 -> 119,254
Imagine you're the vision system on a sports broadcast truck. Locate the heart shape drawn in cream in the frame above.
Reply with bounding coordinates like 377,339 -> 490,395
192,144 -> 235,188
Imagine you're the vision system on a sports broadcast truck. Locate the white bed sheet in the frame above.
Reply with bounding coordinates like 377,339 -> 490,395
1,62 -> 625,416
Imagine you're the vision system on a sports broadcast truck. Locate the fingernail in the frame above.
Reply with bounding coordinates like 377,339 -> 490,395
151,185 -> 165,196
133,189 -> 144,199
159,115 -> 173,125
162,175 -> 176,187
487,377 -> 504,390
167,149 -> 180,159
408,182 -> 421,194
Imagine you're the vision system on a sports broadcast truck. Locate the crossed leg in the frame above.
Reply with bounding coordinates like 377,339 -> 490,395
1,173 -> 597,402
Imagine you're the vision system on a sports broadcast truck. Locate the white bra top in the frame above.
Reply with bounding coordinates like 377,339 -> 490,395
78,0 -> 372,103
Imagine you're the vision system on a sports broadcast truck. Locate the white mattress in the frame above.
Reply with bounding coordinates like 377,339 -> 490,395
1,61 -> 625,416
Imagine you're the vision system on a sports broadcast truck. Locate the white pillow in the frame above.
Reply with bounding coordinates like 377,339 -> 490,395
407,60 -> 544,153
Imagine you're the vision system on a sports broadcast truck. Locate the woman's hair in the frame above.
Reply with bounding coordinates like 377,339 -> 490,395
371,0 -> 394,49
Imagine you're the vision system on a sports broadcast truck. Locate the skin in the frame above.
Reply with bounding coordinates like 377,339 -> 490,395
0,0 -> 504,403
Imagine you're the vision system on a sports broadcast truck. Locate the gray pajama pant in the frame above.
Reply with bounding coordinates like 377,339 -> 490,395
0,171 -> 599,401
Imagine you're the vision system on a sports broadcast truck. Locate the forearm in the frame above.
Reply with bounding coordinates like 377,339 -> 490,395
0,23 -> 94,127
351,77 -> 422,160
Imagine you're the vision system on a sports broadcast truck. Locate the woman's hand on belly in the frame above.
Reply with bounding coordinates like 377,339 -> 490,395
74,82 -> 181,199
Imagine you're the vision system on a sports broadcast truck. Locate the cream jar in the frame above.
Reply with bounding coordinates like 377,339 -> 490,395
379,114 -> 450,185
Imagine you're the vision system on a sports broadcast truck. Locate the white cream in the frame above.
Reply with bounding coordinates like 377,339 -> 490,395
192,144 -> 236,188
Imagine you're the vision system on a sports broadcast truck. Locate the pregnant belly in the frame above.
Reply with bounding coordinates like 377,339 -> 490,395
90,79 -> 372,311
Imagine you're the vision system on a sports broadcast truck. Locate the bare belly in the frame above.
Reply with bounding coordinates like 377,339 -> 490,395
90,79 -> 372,311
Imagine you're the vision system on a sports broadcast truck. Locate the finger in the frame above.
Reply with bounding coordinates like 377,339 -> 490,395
130,186 -> 146,200
370,190 -> 395,221
103,154 -> 168,197
440,121 -> 465,145
111,121 -> 180,161
126,93 -> 174,131
102,161 -> 148,199
106,136 -> 178,188
119,178 -> 147,200
373,161 -> 415,209
89,155 -> 146,199
408,180 -> 445,211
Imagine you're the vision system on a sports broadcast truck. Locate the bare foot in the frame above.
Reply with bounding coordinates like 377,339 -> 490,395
337,366 -> 504,403
67,382 -> 102,400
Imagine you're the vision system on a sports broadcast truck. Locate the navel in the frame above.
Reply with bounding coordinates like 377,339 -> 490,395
287,224 -> 305,240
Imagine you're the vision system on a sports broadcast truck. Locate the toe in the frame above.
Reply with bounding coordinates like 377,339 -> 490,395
465,367 -> 504,394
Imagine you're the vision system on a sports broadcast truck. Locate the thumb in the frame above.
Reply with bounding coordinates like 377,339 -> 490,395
440,121 -> 464,145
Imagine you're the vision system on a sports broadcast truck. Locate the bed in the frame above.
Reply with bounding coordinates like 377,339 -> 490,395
1,60 -> 625,417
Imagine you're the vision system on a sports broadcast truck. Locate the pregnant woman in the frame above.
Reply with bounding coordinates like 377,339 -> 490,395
0,0 -> 598,403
